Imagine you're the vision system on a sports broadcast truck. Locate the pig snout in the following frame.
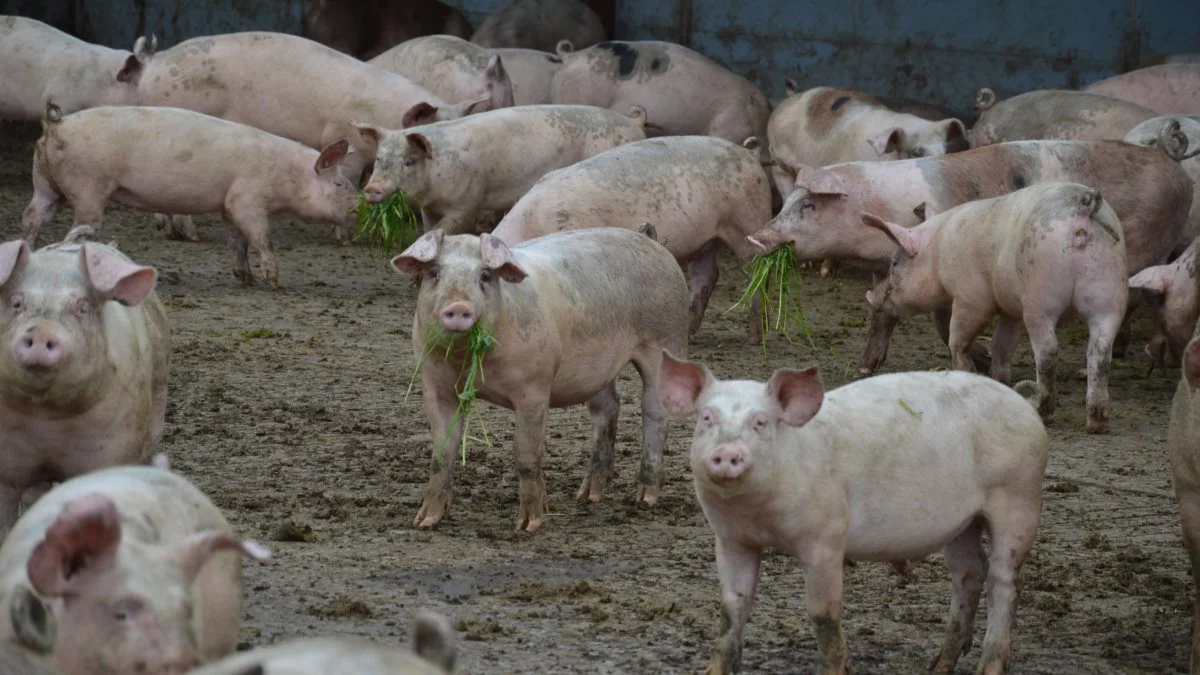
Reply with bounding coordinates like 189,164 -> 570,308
704,443 -> 750,483
12,321 -> 66,369
361,182 -> 388,203
440,302 -> 477,332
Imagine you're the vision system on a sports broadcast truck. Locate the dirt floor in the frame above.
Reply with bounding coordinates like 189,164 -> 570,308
0,120 -> 1194,674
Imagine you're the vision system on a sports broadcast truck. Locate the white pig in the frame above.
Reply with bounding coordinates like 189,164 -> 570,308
0,465 -> 270,675
0,16 -> 141,120
368,35 -> 515,112
658,355 -> 1048,675
1129,236 -> 1200,368
22,104 -> 359,288
0,229 -> 167,539
357,104 -> 647,234
864,183 -> 1128,434
1168,331 -> 1200,674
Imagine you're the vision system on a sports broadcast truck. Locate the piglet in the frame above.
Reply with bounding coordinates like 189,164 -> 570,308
0,465 -> 270,675
22,104 -> 358,288
0,231 -> 167,539
189,610 -> 456,675
1169,334 -> 1200,674
392,228 -> 690,531
659,354 -> 1048,674
864,183 -> 1128,433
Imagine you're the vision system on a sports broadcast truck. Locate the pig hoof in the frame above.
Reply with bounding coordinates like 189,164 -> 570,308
576,473 -> 612,503
636,485 -> 661,508
413,497 -> 450,528
820,258 -> 836,279
517,515 -> 544,532
854,367 -> 875,380
234,269 -> 256,286
1087,409 -> 1109,435
929,654 -> 957,673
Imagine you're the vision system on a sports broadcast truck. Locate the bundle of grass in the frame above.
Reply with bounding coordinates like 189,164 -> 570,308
732,246 -> 810,346
407,322 -> 498,465
355,191 -> 419,253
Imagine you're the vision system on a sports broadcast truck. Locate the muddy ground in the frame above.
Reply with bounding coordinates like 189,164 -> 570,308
0,120 -> 1193,674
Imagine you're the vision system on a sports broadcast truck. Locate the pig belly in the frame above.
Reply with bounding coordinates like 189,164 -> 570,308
546,339 -> 639,408
843,484 -> 985,561
109,185 -> 226,216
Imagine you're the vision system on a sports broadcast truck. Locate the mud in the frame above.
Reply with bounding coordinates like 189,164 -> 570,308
0,121 -> 1192,673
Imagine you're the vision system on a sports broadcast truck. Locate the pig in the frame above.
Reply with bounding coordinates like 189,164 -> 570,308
128,32 -> 464,185
0,464 -> 270,675
750,135 -> 1195,375
550,41 -> 771,149
188,611 -> 456,675
356,104 -> 647,236
1129,237 -> 1200,369
768,84 -> 968,194
490,135 -> 772,342
1,585 -> 61,675
0,16 -> 140,120
1168,330 -> 1200,674
392,228 -> 690,531
873,93 -> 968,124
491,47 -> 566,105
1125,117 -> 1200,254
658,355 -> 1048,675
472,0 -> 605,52
970,89 -> 1156,147
1084,64 -> 1200,116
0,229 -> 168,539
302,0 -> 472,60
863,183 -> 1128,433
368,36 -> 515,114
22,104 -> 359,288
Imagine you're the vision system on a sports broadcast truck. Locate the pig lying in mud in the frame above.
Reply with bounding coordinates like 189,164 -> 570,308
471,0 -> 605,52
551,40 -> 770,147
357,104 -> 647,235
751,132 -> 1194,375
369,36 -> 514,114
1168,330 -> 1200,674
22,104 -> 358,288
970,89 -> 1156,146
659,354 -> 1048,675
302,0 -> 472,60
865,183 -> 1128,433
0,228 -> 167,540
1085,64 -> 1200,116
190,610 -> 456,675
392,228 -> 689,532
0,463 -> 269,674
0,16 -> 140,120
491,135 -> 772,343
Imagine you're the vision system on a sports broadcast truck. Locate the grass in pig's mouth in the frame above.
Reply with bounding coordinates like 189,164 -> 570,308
407,323 -> 498,465
732,246 -> 811,350
355,191 -> 419,253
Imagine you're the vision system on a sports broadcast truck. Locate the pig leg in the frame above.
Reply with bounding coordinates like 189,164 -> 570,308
154,214 -> 201,242
930,521 -> 987,672
632,348 -> 671,507
689,247 -> 719,335
21,167 -> 61,245
706,538 -> 761,675
513,400 -> 551,532
946,303 -> 994,372
989,316 -> 1023,386
977,496 -> 1039,675
1084,312 -> 1121,435
858,310 -> 900,377
415,372 -> 464,529
1019,314 -> 1060,417
576,382 -> 618,503
935,308 -> 992,372
227,207 -> 279,289
223,221 -> 255,286
1177,488 -> 1200,673
804,550 -> 849,674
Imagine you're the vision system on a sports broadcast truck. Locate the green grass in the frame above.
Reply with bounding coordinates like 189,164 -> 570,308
732,246 -> 811,349
355,191 -> 419,253
240,328 -> 280,341
406,322 -> 498,465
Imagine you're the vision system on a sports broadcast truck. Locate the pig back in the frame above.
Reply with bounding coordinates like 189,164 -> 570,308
188,637 -> 449,675
970,90 -> 1156,147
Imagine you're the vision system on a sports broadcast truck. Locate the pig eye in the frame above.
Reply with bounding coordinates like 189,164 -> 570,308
750,413 -> 770,433
480,269 -> 494,285
9,294 -> 25,313
112,598 -> 144,623
73,298 -> 92,317
799,199 -> 816,213
402,158 -> 415,168
909,147 -> 926,158
424,266 -> 439,283
699,408 -> 715,426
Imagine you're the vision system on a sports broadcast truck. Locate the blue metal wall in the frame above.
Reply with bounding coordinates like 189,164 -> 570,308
3,0 -> 1197,116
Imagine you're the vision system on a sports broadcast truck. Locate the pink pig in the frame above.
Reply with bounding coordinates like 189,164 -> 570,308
1084,64 -> 1200,116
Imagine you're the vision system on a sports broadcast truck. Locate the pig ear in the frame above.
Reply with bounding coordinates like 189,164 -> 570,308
1128,265 -> 1173,294
413,610 -> 457,672
0,240 -> 32,288
479,233 -> 528,283
939,118 -> 967,143
455,95 -> 494,117
785,78 -> 800,96
352,122 -> 387,152
792,165 -> 847,197
401,102 -> 440,128
115,54 -> 143,83
80,244 -> 158,306
405,133 -> 433,159
868,127 -> 905,156
1186,337 -> 1200,392
315,139 -> 351,174
861,213 -> 924,258
27,494 -> 122,598
658,350 -> 713,418
164,531 -> 271,583
767,366 -> 824,427
10,585 -> 56,654
391,230 -> 444,275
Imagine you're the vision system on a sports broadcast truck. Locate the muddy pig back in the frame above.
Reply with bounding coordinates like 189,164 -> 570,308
970,89 -> 1157,147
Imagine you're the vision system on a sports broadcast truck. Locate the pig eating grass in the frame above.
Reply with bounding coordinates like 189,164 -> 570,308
0,464 -> 270,675
189,610 -> 456,675
1169,331 -> 1200,674
356,104 -> 647,235
21,104 -> 358,289
658,354 -> 1048,675
392,228 -> 690,531
0,230 -> 167,540
864,183 -> 1128,434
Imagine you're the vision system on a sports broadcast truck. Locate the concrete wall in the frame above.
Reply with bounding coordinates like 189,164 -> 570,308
3,0 -> 1197,116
